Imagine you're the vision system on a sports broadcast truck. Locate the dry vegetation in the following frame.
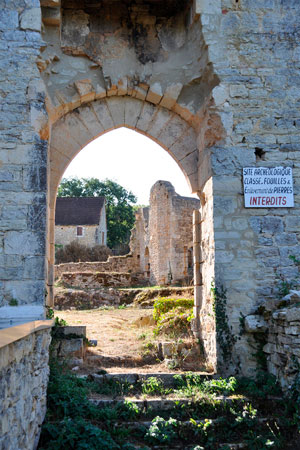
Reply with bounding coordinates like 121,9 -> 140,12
55,241 -> 112,264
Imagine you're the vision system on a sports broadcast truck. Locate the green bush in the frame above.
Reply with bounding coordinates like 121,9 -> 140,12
153,297 -> 194,322
154,307 -> 194,337
152,298 -> 194,337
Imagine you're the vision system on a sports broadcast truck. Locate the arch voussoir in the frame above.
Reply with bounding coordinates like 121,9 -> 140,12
76,104 -> 105,138
124,97 -> 144,129
49,96 -> 200,199
146,107 -> 172,138
135,101 -> 157,132
106,97 -> 126,128
91,100 -> 115,131
157,113 -> 190,150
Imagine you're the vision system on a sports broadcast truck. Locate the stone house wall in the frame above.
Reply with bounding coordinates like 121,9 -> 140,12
55,224 -> 103,248
55,200 -> 107,247
0,322 -> 52,450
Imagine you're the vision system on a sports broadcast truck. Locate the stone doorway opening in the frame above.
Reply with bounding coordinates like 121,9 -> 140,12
49,106 -> 207,372
40,0 -> 224,374
48,98 -> 201,301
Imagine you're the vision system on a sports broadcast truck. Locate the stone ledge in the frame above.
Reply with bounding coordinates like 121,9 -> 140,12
0,320 -> 54,350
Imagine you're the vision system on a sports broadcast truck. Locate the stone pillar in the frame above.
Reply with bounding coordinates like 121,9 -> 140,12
192,209 -> 202,338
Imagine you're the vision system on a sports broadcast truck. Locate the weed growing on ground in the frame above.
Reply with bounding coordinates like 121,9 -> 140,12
146,416 -> 178,443
153,297 -> 194,322
138,332 -> 147,340
152,297 -> 194,340
39,361 -> 300,449
141,377 -> 172,396
54,316 -> 68,327
38,361 -> 139,450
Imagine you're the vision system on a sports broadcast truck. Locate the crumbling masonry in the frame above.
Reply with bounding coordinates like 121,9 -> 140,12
130,180 -> 200,286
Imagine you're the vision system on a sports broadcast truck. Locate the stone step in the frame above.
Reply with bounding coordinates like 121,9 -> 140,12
87,371 -> 213,387
127,445 -> 246,450
89,395 -> 242,411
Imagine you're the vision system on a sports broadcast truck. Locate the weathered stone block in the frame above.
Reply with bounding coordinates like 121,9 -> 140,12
20,8 -> 41,31
275,233 -> 298,246
261,217 -> 284,234
4,232 -> 44,256
0,10 -> 18,30
230,84 -> 248,98
57,338 -> 85,359
285,326 -> 300,335
285,307 -> 300,323
245,315 -> 268,333
58,326 -> 87,338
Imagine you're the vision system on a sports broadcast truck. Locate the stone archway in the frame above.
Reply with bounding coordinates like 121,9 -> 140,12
47,96 -> 201,303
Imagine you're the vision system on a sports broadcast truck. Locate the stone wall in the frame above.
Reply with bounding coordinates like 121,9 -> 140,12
0,322 -> 52,450
131,181 -> 200,286
244,291 -> 300,391
197,0 -> 300,375
55,254 -> 139,280
198,178 -> 216,371
130,207 -> 150,279
59,271 -> 147,289
0,0 -> 48,326
265,304 -> 300,390
55,224 -> 102,247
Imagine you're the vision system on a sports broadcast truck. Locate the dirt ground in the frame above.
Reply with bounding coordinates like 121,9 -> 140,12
55,307 -> 170,373
55,307 -> 206,374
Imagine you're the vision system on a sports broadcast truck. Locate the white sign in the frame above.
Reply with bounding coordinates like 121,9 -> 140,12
243,166 -> 294,208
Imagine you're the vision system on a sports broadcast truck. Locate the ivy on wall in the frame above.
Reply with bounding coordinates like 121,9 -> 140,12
211,281 -> 236,364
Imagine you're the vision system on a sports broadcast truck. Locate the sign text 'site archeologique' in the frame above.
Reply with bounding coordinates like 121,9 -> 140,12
243,167 -> 294,208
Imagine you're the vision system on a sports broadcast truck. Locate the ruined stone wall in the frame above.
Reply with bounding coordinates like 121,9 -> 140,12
169,191 -> 200,284
0,324 -> 52,450
39,0 -> 217,131
55,224 -> 100,247
59,270 -> 146,288
147,181 -> 200,285
0,0 -> 48,326
148,181 -> 173,285
129,207 -> 150,277
243,291 -> 300,391
265,304 -> 300,391
55,254 -> 139,280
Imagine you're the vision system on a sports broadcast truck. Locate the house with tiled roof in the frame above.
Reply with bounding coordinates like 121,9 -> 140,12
55,197 -> 107,247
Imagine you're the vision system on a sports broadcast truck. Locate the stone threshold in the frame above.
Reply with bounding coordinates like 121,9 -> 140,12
0,320 -> 54,349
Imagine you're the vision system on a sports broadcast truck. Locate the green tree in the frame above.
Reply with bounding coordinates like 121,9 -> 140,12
57,177 -> 137,249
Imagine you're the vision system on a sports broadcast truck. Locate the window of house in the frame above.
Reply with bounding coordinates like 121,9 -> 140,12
77,226 -> 83,236
102,231 -> 104,244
